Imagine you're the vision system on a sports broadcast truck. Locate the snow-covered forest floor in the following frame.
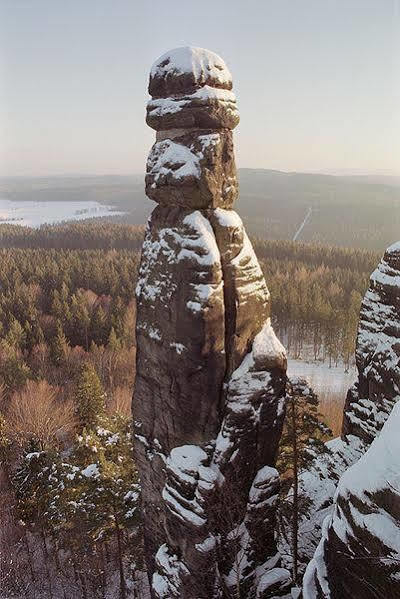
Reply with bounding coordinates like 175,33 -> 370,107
288,358 -> 356,395
288,357 -> 356,435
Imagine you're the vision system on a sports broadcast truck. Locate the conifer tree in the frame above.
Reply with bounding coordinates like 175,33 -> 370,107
110,296 -> 126,340
70,294 -> 90,349
0,341 -> 31,391
277,378 -> 331,585
90,305 -> 108,346
14,441 -> 59,598
74,363 -> 106,430
70,414 -> 140,598
107,326 -> 121,351
14,440 -> 53,527
51,289 -> 64,322
5,317 -> 26,349
51,321 -> 69,366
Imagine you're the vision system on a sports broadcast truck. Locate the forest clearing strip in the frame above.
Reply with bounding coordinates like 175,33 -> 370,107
293,207 -> 312,241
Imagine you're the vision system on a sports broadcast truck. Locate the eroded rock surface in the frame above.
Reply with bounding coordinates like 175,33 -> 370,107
294,241 -> 400,569
343,240 -> 400,442
303,401 -> 400,599
133,46 -> 289,598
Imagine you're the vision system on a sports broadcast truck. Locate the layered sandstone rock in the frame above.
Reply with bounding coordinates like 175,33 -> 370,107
292,241 -> 400,569
342,240 -> 400,442
303,400 -> 400,599
133,47 -> 289,598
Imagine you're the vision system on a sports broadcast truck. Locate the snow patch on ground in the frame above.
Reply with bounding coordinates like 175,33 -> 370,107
81,463 -> 100,478
287,359 -> 356,394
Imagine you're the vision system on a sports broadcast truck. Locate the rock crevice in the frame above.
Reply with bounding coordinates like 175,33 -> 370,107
134,46 -> 289,598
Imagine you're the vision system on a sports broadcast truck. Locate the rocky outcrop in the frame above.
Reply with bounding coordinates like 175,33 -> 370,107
293,241 -> 400,569
342,240 -> 400,442
303,400 -> 400,599
133,47 -> 289,598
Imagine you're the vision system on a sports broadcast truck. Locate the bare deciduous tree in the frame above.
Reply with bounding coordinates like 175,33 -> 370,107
6,379 -> 75,449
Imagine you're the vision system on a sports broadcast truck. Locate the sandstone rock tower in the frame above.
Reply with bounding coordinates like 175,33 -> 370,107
342,240 -> 400,444
133,47 -> 289,598
302,241 -> 400,598
294,241 -> 400,574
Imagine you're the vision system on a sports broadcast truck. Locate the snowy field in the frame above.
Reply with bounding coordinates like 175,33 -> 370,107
0,198 -> 125,227
287,359 -> 356,396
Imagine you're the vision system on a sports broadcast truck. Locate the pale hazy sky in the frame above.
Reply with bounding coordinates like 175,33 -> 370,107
1,0 -> 399,177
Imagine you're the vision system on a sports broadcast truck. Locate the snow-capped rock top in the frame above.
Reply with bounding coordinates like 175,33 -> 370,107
149,46 -> 232,96
253,321 -> 287,371
147,47 -> 239,131
384,241 -> 400,275
339,401 -> 400,499
386,240 -> 400,254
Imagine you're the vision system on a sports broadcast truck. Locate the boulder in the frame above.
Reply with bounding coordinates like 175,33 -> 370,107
148,48 -> 238,135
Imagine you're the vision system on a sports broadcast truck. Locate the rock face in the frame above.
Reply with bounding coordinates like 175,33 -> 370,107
293,241 -> 400,569
303,400 -> 400,599
342,240 -> 400,442
133,47 -> 289,598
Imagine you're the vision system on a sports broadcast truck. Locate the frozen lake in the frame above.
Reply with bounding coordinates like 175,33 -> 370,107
0,198 -> 125,227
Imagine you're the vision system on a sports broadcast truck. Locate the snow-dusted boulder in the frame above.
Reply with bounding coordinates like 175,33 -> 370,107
147,46 -> 239,131
149,47 -> 233,97
303,401 -> 400,599
134,47 -> 289,598
146,131 -> 238,209
294,241 -> 400,569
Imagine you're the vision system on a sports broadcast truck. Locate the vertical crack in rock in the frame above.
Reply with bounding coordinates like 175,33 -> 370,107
133,46 -> 290,598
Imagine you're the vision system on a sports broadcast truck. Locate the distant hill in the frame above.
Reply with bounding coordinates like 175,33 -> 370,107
1,169 -> 399,251
341,175 -> 400,187
237,169 -> 400,250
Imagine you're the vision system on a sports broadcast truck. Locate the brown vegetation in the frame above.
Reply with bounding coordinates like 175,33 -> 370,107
6,380 -> 75,450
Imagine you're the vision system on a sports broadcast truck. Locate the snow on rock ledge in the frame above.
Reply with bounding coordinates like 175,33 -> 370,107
293,241 -> 400,571
343,240 -> 400,444
147,46 -> 239,133
146,132 -> 238,209
303,401 -> 400,599
135,47 -> 289,599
